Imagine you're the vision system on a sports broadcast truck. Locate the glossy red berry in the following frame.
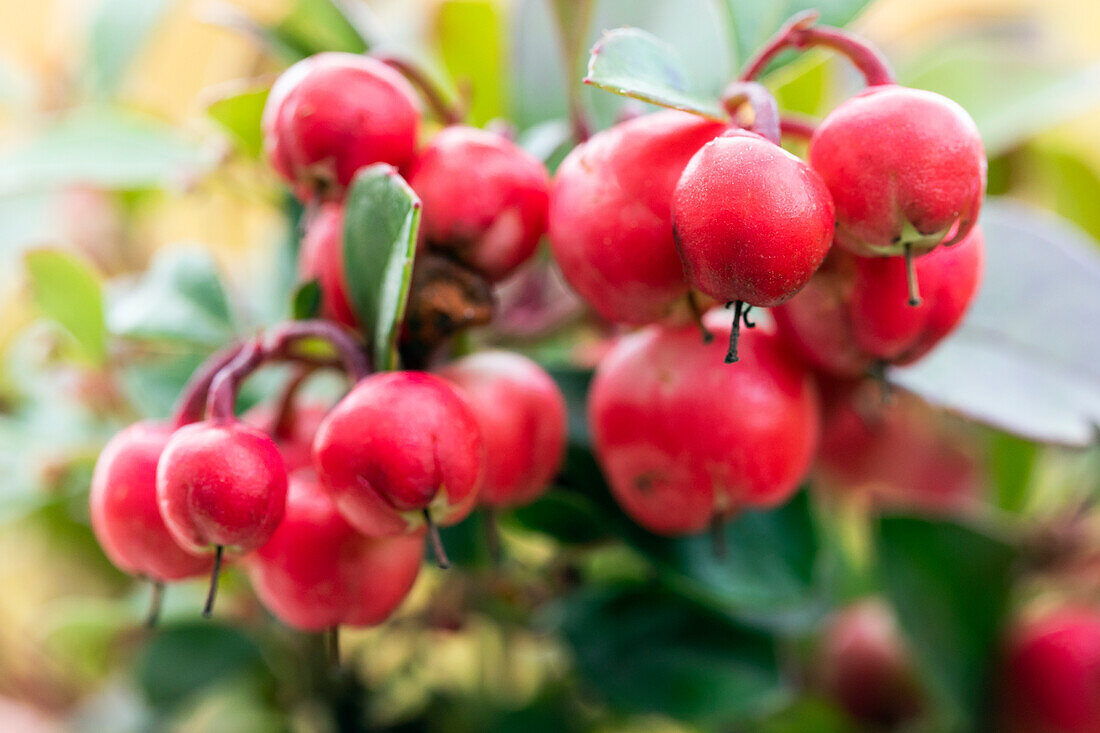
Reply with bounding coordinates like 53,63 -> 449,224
439,351 -> 566,509
90,422 -> 212,581
809,86 -> 986,259
773,226 -> 984,377
589,318 -> 819,535
248,472 -> 424,631
672,129 -> 835,308
156,420 -> 288,555
407,126 -> 551,282
549,110 -> 726,324
263,52 -> 420,199
298,201 -> 357,328
244,402 -> 329,474
999,608 -> 1100,733
312,371 -> 483,539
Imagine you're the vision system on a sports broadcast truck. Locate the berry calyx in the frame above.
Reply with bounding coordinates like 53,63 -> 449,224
247,472 -> 424,631
312,371 -> 484,567
588,317 -> 819,536
549,110 -> 726,324
407,126 -> 551,282
263,52 -> 420,200
439,350 -> 567,509
671,129 -> 835,362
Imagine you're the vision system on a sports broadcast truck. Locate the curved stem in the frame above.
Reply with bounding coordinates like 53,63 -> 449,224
265,320 -> 371,382
172,343 -> 245,428
202,545 -> 224,618
206,340 -> 266,421
423,510 -> 451,570
376,55 -> 464,126
739,11 -> 895,87
724,300 -> 745,364
721,81 -> 781,145
145,580 -> 165,629
904,243 -> 923,307
780,116 -> 817,142
267,365 -> 317,439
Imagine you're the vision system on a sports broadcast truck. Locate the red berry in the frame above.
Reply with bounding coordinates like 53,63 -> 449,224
90,422 -> 213,581
312,371 -> 483,537
298,201 -> 357,328
589,319 -> 819,535
247,472 -> 424,631
439,351 -> 567,509
773,226 -> 984,377
809,86 -> 986,258
244,402 -> 329,474
549,110 -> 726,324
407,126 -> 551,282
820,600 -> 923,727
672,129 -> 835,309
156,420 -> 288,554
263,53 -> 420,199
999,608 -> 1100,733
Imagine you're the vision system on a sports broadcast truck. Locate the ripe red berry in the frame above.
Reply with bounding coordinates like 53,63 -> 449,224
298,201 -> 357,328
773,226 -> 984,377
439,351 -> 567,509
549,110 -> 726,324
312,372 -> 483,545
263,52 -> 420,199
156,420 -> 288,554
248,472 -> 424,631
820,600 -> 923,728
999,608 -> 1100,733
90,422 -> 212,581
244,402 -> 329,474
809,86 -> 986,262
672,129 -> 834,362
407,126 -> 551,282
589,318 -> 819,535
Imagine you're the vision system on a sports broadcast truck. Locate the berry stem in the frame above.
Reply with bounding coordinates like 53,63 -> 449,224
203,545 -> 224,618
869,360 -> 893,405
206,340 -> 266,420
145,580 -> 165,629
904,243 -> 923,307
423,510 -> 451,570
267,365 -> 317,439
739,10 -> 895,87
266,320 -> 372,381
376,55 -> 465,126
172,343 -> 245,427
724,300 -> 745,364
721,81 -> 781,145
779,116 -> 817,142
686,291 -> 714,344
484,508 -> 502,565
325,625 -> 341,667
709,514 -> 727,560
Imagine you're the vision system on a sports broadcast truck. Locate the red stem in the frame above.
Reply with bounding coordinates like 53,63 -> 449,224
263,320 -> 371,382
171,343 -> 245,428
780,116 -> 817,141
721,81 -> 781,145
739,11 -> 895,87
206,340 -> 266,421
376,55 -> 465,126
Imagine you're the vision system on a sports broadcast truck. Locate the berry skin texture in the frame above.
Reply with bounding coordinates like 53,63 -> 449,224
298,202 -> 357,328
407,126 -> 551,282
248,472 -> 424,631
549,110 -> 727,324
263,52 -> 420,199
312,371 -> 484,537
672,129 -> 835,308
773,226 -> 984,377
90,422 -> 213,581
999,609 -> 1100,733
156,420 -> 288,554
439,351 -> 567,509
809,86 -> 986,257
589,318 -> 819,535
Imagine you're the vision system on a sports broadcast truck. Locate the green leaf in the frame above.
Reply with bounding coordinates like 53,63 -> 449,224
876,516 -> 1017,729
891,199 -> 1100,447
436,0 -> 505,126
0,108 -> 210,195
989,432 -> 1038,513
343,164 -> 421,371
715,0 -> 874,67
270,0 -> 368,57
84,0 -> 170,98
584,27 -> 727,120
108,246 -> 235,346
206,81 -> 270,159
24,249 -> 107,365
555,582 -> 788,723
291,279 -> 322,320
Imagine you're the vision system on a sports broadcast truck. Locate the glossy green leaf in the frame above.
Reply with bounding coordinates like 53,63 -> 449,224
876,516 -> 1017,729
291,279 -> 322,320
0,109 -> 210,195
437,0 -> 504,125
343,164 -> 421,370
108,246 -> 235,346
84,0 -> 170,97
715,0 -> 874,67
555,582 -> 788,723
891,199 -> 1100,447
25,249 -> 107,365
206,81 -> 270,159
584,27 -> 727,120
